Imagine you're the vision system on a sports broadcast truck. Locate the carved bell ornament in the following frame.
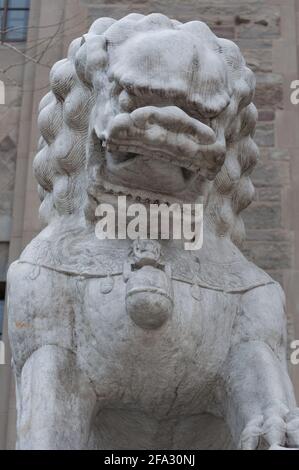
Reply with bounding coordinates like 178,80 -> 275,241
125,239 -> 174,329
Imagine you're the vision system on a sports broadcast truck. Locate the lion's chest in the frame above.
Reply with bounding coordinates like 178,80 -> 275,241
76,275 -> 238,413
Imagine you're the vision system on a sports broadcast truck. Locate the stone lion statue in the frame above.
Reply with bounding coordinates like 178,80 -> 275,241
7,13 -> 299,449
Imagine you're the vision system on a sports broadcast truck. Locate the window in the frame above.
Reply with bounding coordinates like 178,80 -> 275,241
0,0 -> 30,43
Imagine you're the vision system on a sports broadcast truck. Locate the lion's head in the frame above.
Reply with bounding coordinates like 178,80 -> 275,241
34,13 -> 258,246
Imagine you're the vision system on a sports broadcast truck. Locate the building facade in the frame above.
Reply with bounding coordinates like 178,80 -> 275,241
1,0 -> 299,449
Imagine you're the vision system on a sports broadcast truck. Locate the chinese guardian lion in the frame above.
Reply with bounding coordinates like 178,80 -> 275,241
7,14 -> 299,449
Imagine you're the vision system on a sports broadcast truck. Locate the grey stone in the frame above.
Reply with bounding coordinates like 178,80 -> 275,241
246,229 -> 291,242
236,6 -> 280,38
267,149 -> 290,161
0,243 -> 8,282
7,13 -> 299,451
252,159 -> 289,187
243,202 -> 281,229
235,38 -> 273,49
258,110 -> 275,122
243,48 -> 272,73
243,240 -> 292,270
258,187 -> 281,202
0,215 -> 12,242
0,191 -> 13,240
0,137 -> 17,193
254,123 -> 275,147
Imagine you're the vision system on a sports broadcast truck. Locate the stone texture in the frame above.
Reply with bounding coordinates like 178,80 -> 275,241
246,229 -> 291,242
235,5 -> 280,39
0,191 -> 13,242
7,13 -> 299,451
0,137 -> 17,193
251,159 -> 290,187
254,123 -> 275,147
243,240 -> 292,270
2,0 -> 299,452
258,110 -> 275,121
254,73 -> 283,109
243,202 -> 281,229
0,137 -> 16,243
266,148 -> 290,161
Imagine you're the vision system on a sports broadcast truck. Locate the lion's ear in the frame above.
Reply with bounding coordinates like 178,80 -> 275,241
75,34 -> 107,87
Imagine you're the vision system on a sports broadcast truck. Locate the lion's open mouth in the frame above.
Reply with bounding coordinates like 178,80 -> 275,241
100,105 -> 225,176
93,105 -> 226,202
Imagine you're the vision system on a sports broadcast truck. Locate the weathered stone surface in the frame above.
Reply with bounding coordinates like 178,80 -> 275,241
7,13 -> 299,452
251,159 -> 289,187
254,123 -> 274,147
235,6 -> 280,39
246,229 -> 291,242
243,240 -> 292,270
0,191 -> 13,216
258,110 -> 275,121
266,270 -> 283,286
0,136 -> 17,193
210,26 -> 235,39
0,300 -> 4,337
0,190 -> 14,241
254,73 -> 283,109
0,216 -> 12,242
243,202 -> 281,229
235,38 -> 273,49
260,148 -> 290,161
243,48 -> 272,73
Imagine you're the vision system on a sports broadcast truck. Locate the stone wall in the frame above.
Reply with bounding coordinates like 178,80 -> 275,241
0,0 -> 88,448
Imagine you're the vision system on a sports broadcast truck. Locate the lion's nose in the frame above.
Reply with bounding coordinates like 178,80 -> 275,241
130,106 -> 216,144
102,105 -> 224,176
106,106 -> 216,146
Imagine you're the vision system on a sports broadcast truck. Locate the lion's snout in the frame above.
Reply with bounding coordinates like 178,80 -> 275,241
102,105 -> 225,178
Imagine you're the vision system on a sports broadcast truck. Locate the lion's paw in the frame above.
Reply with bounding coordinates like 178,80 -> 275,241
239,402 -> 299,449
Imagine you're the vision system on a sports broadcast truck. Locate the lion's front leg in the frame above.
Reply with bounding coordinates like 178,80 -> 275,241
222,340 -> 299,449
17,345 -> 96,450
219,283 -> 299,450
